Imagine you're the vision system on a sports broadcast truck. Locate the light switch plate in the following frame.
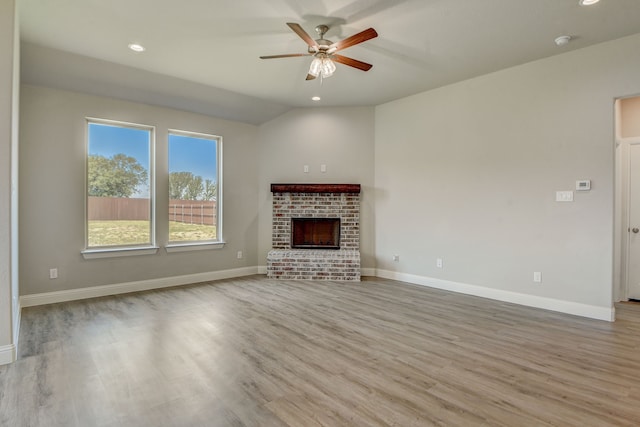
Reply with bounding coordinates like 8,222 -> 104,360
556,191 -> 574,202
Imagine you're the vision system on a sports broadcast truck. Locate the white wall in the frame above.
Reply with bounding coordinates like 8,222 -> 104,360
257,107 -> 375,269
19,85 -> 259,296
0,0 -> 19,364
375,33 -> 640,319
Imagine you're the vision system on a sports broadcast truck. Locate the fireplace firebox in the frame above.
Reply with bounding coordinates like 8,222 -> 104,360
291,218 -> 340,249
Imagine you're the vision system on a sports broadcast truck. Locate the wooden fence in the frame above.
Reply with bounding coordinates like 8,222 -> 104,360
88,197 -> 216,225
88,197 -> 150,220
169,200 -> 216,226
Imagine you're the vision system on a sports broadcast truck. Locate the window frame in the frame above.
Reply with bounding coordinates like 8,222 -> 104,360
82,117 -> 158,259
165,129 -> 224,252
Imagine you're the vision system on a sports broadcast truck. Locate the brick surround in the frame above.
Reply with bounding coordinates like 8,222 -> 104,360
267,184 -> 361,281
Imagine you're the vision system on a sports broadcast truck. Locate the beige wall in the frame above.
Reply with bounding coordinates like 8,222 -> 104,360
257,107 -> 375,269
375,33 -> 640,313
19,85 -> 259,295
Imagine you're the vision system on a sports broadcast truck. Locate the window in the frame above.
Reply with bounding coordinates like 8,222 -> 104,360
85,119 -> 154,251
168,130 -> 222,245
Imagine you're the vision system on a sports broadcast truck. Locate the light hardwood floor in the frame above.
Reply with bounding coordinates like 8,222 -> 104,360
2,276 -> 640,426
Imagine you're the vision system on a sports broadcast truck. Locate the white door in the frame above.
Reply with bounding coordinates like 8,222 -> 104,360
627,143 -> 640,299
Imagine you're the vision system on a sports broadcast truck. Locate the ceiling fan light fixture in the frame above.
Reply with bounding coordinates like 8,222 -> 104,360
308,56 -> 336,78
261,22 -> 377,80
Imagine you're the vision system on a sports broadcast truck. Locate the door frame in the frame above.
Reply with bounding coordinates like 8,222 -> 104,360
617,136 -> 640,301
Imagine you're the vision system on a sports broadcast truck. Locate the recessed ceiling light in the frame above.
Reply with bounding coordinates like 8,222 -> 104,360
128,43 -> 145,52
579,0 -> 600,5
554,35 -> 571,46
311,96 -> 321,101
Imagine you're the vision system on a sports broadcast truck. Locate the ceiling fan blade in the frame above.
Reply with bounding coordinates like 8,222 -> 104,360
331,54 -> 373,71
260,53 -> 312,59
329,28 -> 378,52
305,74 -> 317,81
287,23 -> 319,49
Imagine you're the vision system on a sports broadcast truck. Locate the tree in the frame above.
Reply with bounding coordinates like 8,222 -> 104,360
88,154 -> 148,197
185,175 -> 204,200
169,172 -> 194,200
203,179 -> 217,201
169,172 -> 216,201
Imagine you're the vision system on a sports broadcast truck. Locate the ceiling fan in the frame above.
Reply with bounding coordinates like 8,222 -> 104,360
260,23 -> 378,80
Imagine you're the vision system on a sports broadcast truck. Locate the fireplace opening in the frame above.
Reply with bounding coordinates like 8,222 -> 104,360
291,218 -> 340,249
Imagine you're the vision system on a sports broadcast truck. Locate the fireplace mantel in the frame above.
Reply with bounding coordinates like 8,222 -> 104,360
271,183 -> 360,194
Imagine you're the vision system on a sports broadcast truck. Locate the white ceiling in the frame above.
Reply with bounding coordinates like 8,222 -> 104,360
18,0 -> 640,124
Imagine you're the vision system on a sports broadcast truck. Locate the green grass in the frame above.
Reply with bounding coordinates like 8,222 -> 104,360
88,220 -> 150,246
169,221 -> 217,241
88,220 -> 216,247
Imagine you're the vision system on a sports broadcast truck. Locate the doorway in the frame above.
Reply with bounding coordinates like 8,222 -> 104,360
615,96 -> 640,301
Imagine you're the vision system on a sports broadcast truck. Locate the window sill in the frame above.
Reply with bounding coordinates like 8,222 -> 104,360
165,241 -> 226,253
82,246 -> 160,259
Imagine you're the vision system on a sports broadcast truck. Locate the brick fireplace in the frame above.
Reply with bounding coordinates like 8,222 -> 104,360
267,184 -> 361,281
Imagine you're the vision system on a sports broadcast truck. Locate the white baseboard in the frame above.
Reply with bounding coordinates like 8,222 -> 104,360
0,344 -> 16,365
20,266 -> 613,321
20,266 -> 260,308
1,301 -> 21,365
376,269 -> 615,322
13,299 -> 21,358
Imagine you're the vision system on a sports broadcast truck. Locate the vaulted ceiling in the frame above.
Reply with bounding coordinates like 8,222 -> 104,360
18,0 -> 640,124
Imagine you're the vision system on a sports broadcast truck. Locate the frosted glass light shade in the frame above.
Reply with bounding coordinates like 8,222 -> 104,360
308,56 -> 336,78
309,57 -> 322,77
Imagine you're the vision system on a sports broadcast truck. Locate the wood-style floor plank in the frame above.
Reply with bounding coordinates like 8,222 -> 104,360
2,276 -> 640,426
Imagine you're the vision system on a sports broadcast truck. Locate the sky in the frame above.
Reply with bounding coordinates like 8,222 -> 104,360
168,133 -> 217,182
88,123 -> 218,183
88,123 -> 150,169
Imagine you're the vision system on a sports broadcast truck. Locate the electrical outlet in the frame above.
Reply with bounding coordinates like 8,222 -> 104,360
393,254 -> 400,262
49,268 -> 58,279
533,272 -> 542,283
303,165 -> 309,173
436,258 -> 443,268
237,251 -> 243,259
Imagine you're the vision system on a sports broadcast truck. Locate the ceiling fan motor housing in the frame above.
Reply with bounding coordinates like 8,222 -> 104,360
309,24 -> 333,53
309,25 -> 332,54
309,39 -> 332,54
